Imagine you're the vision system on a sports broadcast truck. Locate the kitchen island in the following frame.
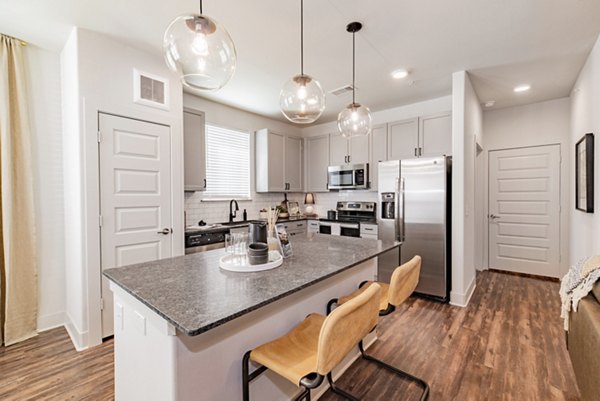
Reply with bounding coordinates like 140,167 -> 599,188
104,233 -> 400,401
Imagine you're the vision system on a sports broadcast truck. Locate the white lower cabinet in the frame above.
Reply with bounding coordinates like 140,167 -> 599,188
282,221 -> 306,237
307,220 -> 319,233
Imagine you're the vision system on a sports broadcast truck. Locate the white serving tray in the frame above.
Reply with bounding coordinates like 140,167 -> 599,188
219,251 -> 283,272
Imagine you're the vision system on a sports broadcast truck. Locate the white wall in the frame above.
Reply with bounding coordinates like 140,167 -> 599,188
26,45 -> 65,331
451,71 -> 481,307
570,34 -> 600,265
482,98 -> 571,275
183,94 -> 305,225
61,28 -> 184,349
60,30 -> 86,347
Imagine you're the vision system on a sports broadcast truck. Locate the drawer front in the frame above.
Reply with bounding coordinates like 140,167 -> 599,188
361,233 -> 378,241
360,224 -> 378,236
283,221 -> 306,235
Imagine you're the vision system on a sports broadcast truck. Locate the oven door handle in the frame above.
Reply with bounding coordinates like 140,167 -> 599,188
339,223 -> 360,229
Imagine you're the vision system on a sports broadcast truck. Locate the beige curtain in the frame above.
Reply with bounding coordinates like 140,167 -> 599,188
0,35 -> 37,346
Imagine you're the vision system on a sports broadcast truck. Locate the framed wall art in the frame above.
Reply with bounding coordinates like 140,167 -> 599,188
576,133 -> 594,213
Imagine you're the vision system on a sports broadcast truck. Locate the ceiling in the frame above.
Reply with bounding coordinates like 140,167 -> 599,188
1,0 -> 600,124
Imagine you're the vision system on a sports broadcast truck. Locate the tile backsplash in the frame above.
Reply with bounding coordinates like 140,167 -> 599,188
184,190 -> 378,226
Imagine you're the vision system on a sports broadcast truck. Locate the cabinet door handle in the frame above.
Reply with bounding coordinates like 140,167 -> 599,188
414,148 -> 418,157
203,178 -> 207,189
419,147 -> 423,156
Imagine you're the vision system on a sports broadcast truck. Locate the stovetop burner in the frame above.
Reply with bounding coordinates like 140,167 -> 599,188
321,201 -> 377,224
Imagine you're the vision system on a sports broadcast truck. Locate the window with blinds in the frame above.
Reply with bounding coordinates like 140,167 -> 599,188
204,124 -> 251,199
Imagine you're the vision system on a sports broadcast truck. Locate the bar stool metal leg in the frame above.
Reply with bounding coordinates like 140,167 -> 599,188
358,340 -> 430,401
242,351 -> 267,401
326,372 -> 360,401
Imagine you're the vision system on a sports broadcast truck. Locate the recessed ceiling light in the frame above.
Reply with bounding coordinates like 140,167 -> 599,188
391,69 -> 409,79
484,100 -> 496,107
514,84 -> 531,93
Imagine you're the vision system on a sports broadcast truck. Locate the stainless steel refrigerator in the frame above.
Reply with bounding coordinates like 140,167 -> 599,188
377,157 -> 451,301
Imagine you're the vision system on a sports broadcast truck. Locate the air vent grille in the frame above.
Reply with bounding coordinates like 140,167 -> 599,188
133,69 -> 169,110
140,75 -> 165,104
329,84 -> 355,96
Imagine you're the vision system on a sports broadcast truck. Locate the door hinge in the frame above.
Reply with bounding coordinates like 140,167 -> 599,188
97,130 -> 102,143
99,214 -> 103,227
100,298 -> 104,311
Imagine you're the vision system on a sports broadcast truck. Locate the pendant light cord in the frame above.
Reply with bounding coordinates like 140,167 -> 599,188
199,0 -> 203,14
300,0 -> 304,76
352,30 -> 356,105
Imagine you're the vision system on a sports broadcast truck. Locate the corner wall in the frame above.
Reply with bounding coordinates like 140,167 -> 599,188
570,34 -> 600,264
61,28 -> 184,349
451,71 -> 482,306
26,45 -> 65,331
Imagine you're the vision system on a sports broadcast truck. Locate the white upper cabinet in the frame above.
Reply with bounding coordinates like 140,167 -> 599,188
388,118 -> 419,160
255,129 -> 303,193
388,113 -> 452,160
305,134 -> 330,192
329,133 -> 349,165
183,109 -> 206,192
369,124 -> 387,191
330,133 -> 370,165
285,135 -> 303,192
349,134 -> 370,165
419,113 -> 452,158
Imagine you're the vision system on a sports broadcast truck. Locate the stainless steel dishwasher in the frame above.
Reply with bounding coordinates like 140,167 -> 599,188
185,230 -> 228,254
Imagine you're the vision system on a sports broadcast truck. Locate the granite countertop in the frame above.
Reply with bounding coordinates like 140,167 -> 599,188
104,234 -> 399,336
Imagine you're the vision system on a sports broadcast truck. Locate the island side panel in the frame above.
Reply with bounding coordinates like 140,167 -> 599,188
175,259 -> 377,401
110,282 -> 179,401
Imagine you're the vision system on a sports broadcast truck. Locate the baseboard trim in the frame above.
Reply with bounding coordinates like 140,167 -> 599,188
64,313 -> 89,352
37,311 -> 65,332
450,276 -> 476,307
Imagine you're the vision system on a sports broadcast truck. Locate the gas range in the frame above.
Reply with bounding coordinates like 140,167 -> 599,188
319,201 -> 377,223
319,201 -> 377,237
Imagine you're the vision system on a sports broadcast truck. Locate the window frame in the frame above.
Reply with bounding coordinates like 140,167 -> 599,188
201,122 -> 252,201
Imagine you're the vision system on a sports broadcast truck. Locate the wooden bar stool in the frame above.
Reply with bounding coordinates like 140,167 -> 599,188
327,255 -> 430,401
242,283 -> 382,401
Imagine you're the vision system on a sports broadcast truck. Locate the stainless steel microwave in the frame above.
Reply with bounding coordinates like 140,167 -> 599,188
327,163 -> 369,190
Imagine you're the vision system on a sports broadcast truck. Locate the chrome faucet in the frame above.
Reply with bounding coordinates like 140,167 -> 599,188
229,199 -> 239,223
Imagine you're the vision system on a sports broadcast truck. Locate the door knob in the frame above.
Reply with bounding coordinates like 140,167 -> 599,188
489,214 -> 500,220
157,228 -> 171,235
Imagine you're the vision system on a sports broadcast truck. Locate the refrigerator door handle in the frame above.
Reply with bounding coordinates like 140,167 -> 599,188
396,177 -> 405,242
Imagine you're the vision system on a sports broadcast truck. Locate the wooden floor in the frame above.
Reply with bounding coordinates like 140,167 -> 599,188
322,270 -> 580,401
0,327 -> 114,400
0,271 -> 580,401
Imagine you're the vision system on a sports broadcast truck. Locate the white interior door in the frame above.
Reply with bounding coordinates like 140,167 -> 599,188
488,145 -> 560,277
99,113 -> 172,338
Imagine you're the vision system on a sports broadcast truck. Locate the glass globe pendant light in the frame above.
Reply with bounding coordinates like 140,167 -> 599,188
337,22 -> 372,138
279,0 -> 326,124
163,0 -> 236,91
